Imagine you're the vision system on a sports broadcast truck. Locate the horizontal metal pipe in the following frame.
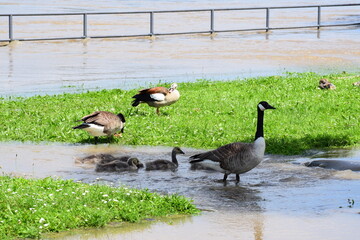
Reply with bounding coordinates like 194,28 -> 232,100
0,3 -> 359,42
1,22 -> 358,43
0,3 -> 358,17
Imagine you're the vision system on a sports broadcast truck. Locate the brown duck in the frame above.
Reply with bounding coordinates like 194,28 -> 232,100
132,83 -> 180,115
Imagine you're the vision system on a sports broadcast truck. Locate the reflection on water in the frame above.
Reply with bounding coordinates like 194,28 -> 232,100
1,142 -> 360,240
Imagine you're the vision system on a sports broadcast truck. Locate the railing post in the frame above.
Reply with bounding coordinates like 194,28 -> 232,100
210,9 -> 215,34
150,11 -> 154,36
317,6 -> 321,30
266,8 -> 270,32
83,13 -> 88,38
9,15 -> 13,41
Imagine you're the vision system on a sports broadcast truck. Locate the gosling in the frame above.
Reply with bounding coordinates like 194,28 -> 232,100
145,147 -> 185,171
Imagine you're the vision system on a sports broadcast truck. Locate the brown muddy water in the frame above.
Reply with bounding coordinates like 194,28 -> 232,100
1,142 -> 360,240
1,1 -> 360,96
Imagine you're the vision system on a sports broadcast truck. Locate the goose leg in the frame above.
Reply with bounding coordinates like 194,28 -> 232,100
236,174 -> 240,183
223,173 -> 228,182
156,107 -> 160,115
94,136 -> 99,145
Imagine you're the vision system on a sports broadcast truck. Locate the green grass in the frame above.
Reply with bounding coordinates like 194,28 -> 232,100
0,176 -> 199,239
0,72 -> 359,154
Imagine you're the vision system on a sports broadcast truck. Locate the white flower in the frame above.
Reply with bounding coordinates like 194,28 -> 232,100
102,194 -> 108,197
39,218 -> 45,223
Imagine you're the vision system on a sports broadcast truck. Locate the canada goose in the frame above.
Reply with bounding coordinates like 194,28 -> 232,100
75,153 -> 117,164
72,111 -> 125,143
78,154 -> 144,168
305,160 -> 360,171
145,147 -> 185,171
189,101 -> 276,183
318,79 -> 336,89
95,157 -> 141,172
132,83 -> 180,115
116,155 -> 144,168
75,154 -> 131,165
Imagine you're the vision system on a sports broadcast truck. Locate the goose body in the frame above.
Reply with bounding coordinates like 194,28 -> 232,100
72,111 -> 125,142
132,83 -> 180,115
95,157 -> 141,172
76,154 -> 132,165
318,78 -> 336,89
189,101 -> 275,183
75,153 -> 117,164
145,147 -> 185,171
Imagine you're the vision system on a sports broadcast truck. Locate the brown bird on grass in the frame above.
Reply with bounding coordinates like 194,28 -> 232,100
72,111 -> 125,143
318,79 -> 336,90
131,83 -> 180,115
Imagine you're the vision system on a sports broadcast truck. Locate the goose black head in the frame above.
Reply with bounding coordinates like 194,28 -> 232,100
117,113 -> 126,122
173,147 -> 185,154
258,101 -> 276,111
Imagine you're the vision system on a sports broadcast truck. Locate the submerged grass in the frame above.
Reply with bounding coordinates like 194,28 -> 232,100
0,72 -> 359,154
0,176 -> 199,239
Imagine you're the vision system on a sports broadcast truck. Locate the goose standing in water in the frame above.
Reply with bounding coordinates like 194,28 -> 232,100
145,147 -> 185,171
131,83 -> 180,115
189,101 -> 276,183
72,111 -> 125,143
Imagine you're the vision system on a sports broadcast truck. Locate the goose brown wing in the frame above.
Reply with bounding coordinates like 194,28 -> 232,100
81,111 -> 101,123
190,142 -> 248,163
145,87 -> 169,95
82,111 -> 119,127
133,87 -> 169,102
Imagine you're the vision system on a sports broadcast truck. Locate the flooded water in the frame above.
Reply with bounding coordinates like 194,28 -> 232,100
0,0 -> 360,96
1,142 -> 359,240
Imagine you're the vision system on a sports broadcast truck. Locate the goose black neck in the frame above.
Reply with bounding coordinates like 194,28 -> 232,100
254,107 -> 265,141
172,151 -> 179,166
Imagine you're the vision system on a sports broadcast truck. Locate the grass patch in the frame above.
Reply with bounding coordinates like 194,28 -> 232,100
0,176 -> 199,239
0,72 -> 359,154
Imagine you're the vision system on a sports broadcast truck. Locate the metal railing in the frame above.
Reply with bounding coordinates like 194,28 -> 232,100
0,3 -> 359,42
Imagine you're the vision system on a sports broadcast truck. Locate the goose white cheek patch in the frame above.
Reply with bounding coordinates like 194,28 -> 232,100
258,103 -> 266,111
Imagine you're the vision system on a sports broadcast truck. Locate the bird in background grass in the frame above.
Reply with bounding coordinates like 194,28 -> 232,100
131,83 -> 180,115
